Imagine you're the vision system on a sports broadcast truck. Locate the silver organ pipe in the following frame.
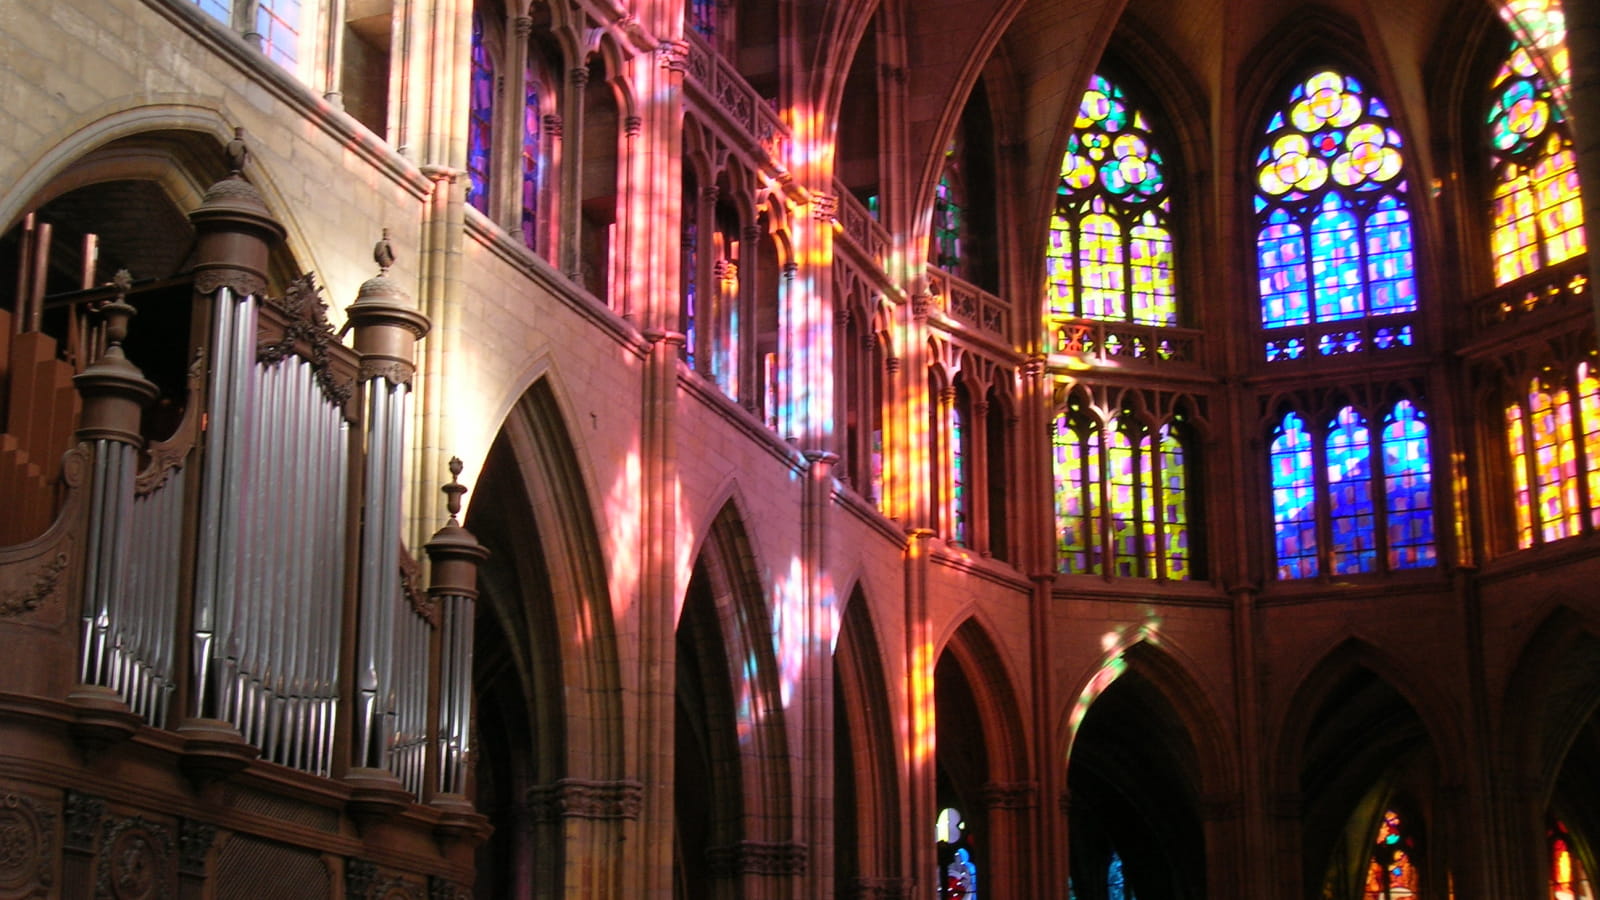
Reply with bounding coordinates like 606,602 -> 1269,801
425,458 -> 487,800
435,590 -> 475,795
189,282 -> 349,775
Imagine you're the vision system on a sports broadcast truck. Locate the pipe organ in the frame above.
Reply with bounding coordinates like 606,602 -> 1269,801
2,139 -> 488,835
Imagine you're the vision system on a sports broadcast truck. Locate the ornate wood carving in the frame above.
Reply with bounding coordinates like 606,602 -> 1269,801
95,816 -> 175,900
0,553 -> 67,619
0,792 -> 55,896
255,274 -> 356,410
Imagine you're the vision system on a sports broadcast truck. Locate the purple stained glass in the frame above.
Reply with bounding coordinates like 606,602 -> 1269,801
521,73 -> 540,249
1326,406 -> 1376,574
467,11 -> 494,215
1383,400 -> 1435,569
1272,413 -> 1319,578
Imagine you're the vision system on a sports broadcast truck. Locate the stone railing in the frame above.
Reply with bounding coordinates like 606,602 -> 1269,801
1257,312 -> 1418,365
831,180 -> 890,265
928,266 -> 1008,338
683,31 -> 787,166
1050,316 -> 1205,368
1468,256 -> 1590,336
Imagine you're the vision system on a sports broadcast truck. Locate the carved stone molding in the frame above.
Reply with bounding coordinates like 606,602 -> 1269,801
623,115 -> 642,137
0,553 -> 68,618
568,67 -> 589,88
64,792 -> 104,854
885,356 -> 901,375
656,39 -> 690,72
911,290 -> 934,319
703,840 -> 808,877
525,779 -> 643,823
0,792 -> 56,895
512,15 -> 532,37
95,816 -> 175,900
542,114 -> 563,139
980,781 -> 1038,810
811,193 -> 838,223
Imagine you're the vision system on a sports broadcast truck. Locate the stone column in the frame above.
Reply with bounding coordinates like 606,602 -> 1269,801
970,398 -> 990,555
559,65 -> 590,281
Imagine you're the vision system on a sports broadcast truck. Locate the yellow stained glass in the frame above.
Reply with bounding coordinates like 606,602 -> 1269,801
1508,403 -> 1534,547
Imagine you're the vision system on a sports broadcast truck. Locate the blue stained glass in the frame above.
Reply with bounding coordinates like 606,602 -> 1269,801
1260,211 -> 1309,327
1257,69 -> 1420,335
1383,400 -> 1435,569
467,12 -> 494,214
1108,851 -> 1133,900
1311,198 -> 1363,321
1365,197 -> 1416,314
1273,413 -> 1319,578
521,74 -> 540,249
1327,407 -> 1376,574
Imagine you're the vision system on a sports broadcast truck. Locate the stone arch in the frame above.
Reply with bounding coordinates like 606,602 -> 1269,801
1268,635 -> 1461,900
833,581 -> 903,896
1500,605 -> 1600,899
467,376 -> 625,896
1062,636 -> 1230,900
673,499 -> 798,897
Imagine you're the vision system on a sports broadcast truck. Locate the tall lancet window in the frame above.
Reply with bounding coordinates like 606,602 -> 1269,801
1505,362 -> 1600,547
1048,73 -> 1175,339
1487,1 -> 1584,284
467,10 -> 495,215
934,142 -> 964,273
522,72 -> 541,249
1256,70 -> 1417,362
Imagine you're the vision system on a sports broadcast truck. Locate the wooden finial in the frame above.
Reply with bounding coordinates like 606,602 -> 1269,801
373,228 -> 395,274
443,456 -> 467,521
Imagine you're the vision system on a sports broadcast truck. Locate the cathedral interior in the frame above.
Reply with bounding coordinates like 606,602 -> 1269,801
1,0 -> 1599,896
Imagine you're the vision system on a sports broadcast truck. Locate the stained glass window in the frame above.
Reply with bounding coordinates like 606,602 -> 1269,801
1505,362 -> 1600,548
1550,819 -> 1596,900
1272,413 -> 1319,578
936,807 -> 978,899
1272,401 -> 1435,579
1048,74 -> 1174,334
1327,407 -> 1376,575
1487,2 -> 1584,285
934,146 -> 963,272
467,11 -> 494,215
1053,402 -> 1189,579
1108,851 -> 1134,900
1256,71 -> 1416,345
1384,401 -> 1436,569
952,398 -> 968,545
522,74 -> 541,249
1364,809 -> 1419,899
690,0 -> 716,37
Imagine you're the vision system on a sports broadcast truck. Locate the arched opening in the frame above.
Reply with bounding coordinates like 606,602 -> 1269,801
834,585 -> 901,895
1067,665 -> 1205,900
